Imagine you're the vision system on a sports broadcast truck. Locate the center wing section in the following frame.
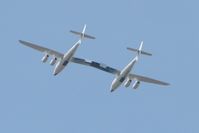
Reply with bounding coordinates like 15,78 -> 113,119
19,40 -> 64,59
71,57 -> 120,75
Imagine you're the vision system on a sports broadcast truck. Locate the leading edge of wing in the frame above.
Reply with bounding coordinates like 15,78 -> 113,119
129,74 -> 170,86
71,57 -> 120,75
19,40 -> 64,58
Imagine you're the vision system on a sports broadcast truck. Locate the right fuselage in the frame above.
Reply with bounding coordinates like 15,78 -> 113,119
110,56 -> 138,92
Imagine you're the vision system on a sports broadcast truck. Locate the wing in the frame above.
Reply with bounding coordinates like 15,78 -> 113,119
128,74 -> 170,86
71,57 -> 120,75
19,40 -> 64,58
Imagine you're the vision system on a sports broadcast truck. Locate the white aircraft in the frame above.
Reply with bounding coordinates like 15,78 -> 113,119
19,24 -> 96,76
19,26 -> 169,92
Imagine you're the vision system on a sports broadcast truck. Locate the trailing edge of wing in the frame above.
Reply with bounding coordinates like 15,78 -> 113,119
19,40 -> 64,58
129,74 -> 170,86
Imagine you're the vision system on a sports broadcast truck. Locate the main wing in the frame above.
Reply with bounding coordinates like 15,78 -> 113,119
19,40 -> 64,58
128,74 -> 170,86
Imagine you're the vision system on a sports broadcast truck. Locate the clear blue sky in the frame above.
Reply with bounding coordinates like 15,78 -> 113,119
0,0 -> 199,133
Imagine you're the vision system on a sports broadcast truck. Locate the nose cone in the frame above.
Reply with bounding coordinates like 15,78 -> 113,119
53,67 -> 60,76
110,80 -> 117,92
53,61 -> 64,76
110,77 -> 122,92
53,72 -> 58,76
53,66 -> 62,76
110,84 -> 117,92
53,66 -> 61,76
53,68 -> 59,75
110,88 -> 115,92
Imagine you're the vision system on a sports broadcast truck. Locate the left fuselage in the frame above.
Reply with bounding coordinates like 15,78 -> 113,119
53,40 -> 81,75
110,56 -> 138,92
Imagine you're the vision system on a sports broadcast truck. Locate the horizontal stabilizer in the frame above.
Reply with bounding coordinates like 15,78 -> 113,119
70,24 -> 96,40
127,47 -> 152,56
70,30 -> 96,39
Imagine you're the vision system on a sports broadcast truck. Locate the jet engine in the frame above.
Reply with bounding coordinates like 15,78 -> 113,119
50,57 -> 57,65
41,54 -> 49,63
132,81 -> 140,89
124,79 -> 132,88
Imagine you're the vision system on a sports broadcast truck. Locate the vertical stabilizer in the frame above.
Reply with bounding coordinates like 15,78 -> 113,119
137,41 -> 144,56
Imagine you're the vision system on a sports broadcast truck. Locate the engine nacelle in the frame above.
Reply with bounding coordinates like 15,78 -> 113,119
132,81 -> 140,89
50,57 -> 57,65
41,54 -> 49,63
124,79 -> 132,88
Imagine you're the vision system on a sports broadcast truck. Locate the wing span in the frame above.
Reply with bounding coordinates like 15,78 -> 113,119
71,57 -> 120,75
19,40 -> 64,58
128,74 -> 170,86
19,39 -> 169,85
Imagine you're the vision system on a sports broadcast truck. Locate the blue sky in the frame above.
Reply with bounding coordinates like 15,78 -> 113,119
0,0 -> 199,133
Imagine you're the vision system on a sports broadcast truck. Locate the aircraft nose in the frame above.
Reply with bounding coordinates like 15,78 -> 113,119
53,72 -> 57,76
110,89 -> 114,92
53,68 -> 59,76
110,84 -> 116,92
110,80 -> 115,92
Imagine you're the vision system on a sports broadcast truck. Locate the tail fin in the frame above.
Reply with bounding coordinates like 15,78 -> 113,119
127,41 -> 152,56
70,24 -> 96,40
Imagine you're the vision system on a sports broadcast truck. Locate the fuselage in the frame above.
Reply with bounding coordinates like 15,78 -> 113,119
110,56 -> 138,92
53,40 -> 81,75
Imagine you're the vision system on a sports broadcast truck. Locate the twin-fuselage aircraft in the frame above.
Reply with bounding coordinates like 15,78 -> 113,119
19,25 -> 169,92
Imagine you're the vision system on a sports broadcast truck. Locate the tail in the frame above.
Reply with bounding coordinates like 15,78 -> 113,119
70,24 -> 96,40
127,41 -> 152,56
